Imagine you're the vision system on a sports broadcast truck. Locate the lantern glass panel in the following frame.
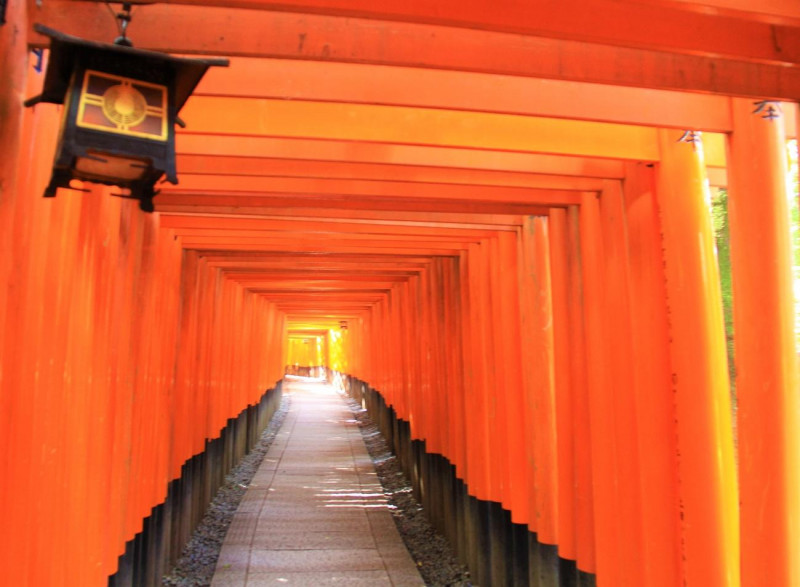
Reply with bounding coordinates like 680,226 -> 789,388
76,70 -> 168,141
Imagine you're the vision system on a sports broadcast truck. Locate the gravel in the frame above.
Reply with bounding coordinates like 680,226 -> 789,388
162,382 -> 472,587
341,393 -> 473,587
162,394 -> 291,587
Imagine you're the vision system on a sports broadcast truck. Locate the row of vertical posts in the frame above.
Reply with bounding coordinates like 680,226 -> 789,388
109,385 -> 283,587
285,333 -> 326,374
0,46 -> 287,586
338,111 -> 800,586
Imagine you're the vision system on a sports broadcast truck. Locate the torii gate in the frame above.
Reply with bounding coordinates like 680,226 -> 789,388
1,1 -> 799,586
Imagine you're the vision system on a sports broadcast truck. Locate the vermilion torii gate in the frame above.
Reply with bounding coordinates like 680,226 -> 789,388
1,1 -> 799,586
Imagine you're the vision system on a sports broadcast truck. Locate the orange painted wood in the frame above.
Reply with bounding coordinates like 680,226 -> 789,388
497,230 -> 527,524
450,255 -> 468,479
1,110 -> 286,587
390,288 -> 403,418
419,265 -> 436,452
486,236 -> 511,508
165,174 -> 587,207
565,205 -> 596,573
35,3 -> 800,100
179,241 -> 466,256
11,3 -> 800,585
701,132 -> 728,168
727,98 -> 800,587
3,89 -> 69,587
0,23 -> 29,559
579,192 -> 622,586
480,238 -> 506,505
526,217 -> 559,542
160,215 -> 506,238
399,281 -> 414,424
547,208 -> 576,559
158,193 -> 554,217
111,0 -> 800,63
656,129 -> 740,587
622,162 -> 683,587
456,249 -> 475,489
174,135 -> 626,178
174,154 -> 610,191
623,0 -> 800,23
179,97 -> 659,161
598,180 -> 645,585
176,235 -> 482,252
195,58 -> 733,131
444,256 -> 466,476
463,242 -> 491,501
167,178 -> 595,210
433,259 -> 451,457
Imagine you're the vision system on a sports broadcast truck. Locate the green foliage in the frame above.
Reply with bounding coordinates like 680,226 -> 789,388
711,188 -> 736,391
711,140 -> 800,405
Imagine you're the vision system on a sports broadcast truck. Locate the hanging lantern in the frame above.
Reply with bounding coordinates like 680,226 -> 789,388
25,22 -> 228,212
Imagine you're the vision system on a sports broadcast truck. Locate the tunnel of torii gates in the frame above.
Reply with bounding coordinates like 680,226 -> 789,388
3,1 -> 800,586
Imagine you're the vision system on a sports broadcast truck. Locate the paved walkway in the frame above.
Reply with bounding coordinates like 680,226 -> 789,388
211,376 -> 425,586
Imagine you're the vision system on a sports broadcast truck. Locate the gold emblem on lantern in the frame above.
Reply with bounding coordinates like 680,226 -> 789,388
102,83 -> 148,127
76,70 -> 168,141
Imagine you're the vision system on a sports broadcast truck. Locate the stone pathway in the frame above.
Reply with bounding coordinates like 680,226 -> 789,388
211,376 -> 425,586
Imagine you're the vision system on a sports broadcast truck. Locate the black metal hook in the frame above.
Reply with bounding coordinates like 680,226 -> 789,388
105,2 -> 135,46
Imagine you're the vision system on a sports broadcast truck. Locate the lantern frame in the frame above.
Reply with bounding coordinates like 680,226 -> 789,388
25,24 -> 228,212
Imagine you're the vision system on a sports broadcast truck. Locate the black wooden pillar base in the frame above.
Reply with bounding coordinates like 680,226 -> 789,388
341,374 -> 597,587
108,383 -> 283,587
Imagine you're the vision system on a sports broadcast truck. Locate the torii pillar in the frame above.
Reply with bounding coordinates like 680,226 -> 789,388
727,98 -> 800,587
656,129 -> 740,587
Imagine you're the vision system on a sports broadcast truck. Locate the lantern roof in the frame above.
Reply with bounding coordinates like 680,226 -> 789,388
26,24 -> 229,110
